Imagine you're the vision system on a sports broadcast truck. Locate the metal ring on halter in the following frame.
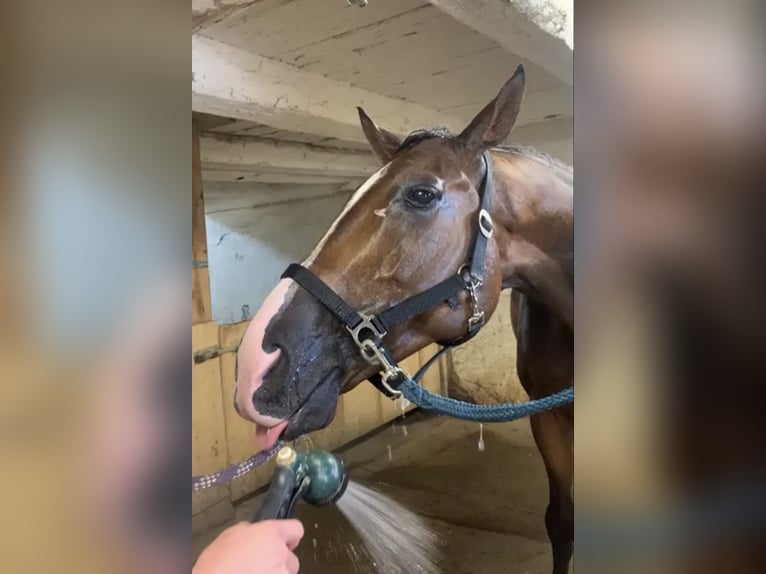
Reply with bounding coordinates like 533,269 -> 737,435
346,314 -> 387,350
478,209 -> 493,239
458,264 -> 483,289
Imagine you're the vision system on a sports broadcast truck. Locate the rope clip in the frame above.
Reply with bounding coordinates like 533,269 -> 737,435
359,339 -> 404,398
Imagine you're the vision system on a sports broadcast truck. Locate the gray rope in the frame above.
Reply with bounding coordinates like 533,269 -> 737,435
192,442 -> 282,491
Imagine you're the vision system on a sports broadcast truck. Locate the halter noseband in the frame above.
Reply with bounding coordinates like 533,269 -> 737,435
281,152 -> 495,399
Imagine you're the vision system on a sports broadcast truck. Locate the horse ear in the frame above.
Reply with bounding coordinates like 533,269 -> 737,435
357,107 -> 402,164
458,64 -> 526,154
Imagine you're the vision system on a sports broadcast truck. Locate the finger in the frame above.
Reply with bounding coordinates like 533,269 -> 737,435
278,519 -> 304,549
286,551 -> 300,574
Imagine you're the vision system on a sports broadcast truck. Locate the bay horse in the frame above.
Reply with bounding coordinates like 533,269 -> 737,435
235,65 -> 574,574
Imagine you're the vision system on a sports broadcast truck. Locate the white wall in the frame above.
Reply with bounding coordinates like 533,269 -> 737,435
205,184 -> 351,324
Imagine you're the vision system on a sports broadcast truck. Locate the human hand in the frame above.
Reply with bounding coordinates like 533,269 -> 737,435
194,520 -> 304,574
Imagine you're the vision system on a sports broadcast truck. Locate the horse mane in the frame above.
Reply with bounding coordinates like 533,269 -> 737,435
493,144 -> 571,170
494,144 -> 573,189
396,128 -> 573,186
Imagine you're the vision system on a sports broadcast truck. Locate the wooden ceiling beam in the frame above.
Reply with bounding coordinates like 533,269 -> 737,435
200,134 -> 379,178
428,0 -> 573,86
193,0 -> 260,34
193,35 -> 458,143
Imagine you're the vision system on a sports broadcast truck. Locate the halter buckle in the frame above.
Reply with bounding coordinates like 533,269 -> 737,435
459,265 -> 483,289
478,209 -> 493,239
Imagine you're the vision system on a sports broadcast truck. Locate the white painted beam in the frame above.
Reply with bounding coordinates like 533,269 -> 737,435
202,170 -> 358,186
428,0 -> 573,86
445,85 -> 572,128
193,35 -> 459,143
204,182 -> 351,214
193,0 -> 256,33
200,135 -> 379,178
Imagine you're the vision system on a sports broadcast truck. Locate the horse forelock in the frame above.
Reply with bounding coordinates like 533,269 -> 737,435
397,127 -> 455,153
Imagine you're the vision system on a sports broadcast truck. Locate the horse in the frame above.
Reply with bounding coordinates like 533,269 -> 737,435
235,64 -> 574,574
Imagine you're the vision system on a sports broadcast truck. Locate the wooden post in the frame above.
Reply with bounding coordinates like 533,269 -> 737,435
192,121 -> 212,324
192,121 -> 233,533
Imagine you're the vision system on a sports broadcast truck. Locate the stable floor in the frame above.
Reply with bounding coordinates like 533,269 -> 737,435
193,412 -> 554,574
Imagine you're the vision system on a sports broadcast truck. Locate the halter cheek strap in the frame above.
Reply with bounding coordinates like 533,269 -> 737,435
281,152 -> 495,399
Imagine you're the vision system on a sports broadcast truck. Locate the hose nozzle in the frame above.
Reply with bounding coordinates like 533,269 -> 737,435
252,446 -> 348,521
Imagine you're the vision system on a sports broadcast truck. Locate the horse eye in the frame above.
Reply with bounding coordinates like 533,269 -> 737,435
405,186 -> 438,209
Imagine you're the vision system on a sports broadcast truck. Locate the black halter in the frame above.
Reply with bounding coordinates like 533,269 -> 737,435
281,152 -> 495,399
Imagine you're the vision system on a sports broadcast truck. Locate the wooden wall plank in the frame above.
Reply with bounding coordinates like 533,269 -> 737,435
192,321 -> 233,526
218,322 -> 280,500
302,395 -> 347,454
337,381 -> 384,442
192,121 -> 212,324
418,344 -> 444,394
192,267 -> 212,326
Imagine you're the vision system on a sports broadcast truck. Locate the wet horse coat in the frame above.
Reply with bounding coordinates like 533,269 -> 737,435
236,66 -> 574,573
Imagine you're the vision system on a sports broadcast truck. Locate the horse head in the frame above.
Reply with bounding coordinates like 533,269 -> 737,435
235,66 -> 527,448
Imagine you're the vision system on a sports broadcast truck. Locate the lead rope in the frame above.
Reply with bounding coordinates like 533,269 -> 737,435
398,343 -> 573,423
192,441 -> 282,491
399,378 -> 573,423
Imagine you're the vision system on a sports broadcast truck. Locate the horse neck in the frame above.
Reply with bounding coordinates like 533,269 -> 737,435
492,152 -> 574,246
490,150 -> 574,288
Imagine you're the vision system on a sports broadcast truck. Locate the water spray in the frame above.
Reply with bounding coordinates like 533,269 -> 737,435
252,445 -> 349,521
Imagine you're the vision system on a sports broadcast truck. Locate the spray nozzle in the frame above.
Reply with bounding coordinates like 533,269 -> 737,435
252,446 -> 349,522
